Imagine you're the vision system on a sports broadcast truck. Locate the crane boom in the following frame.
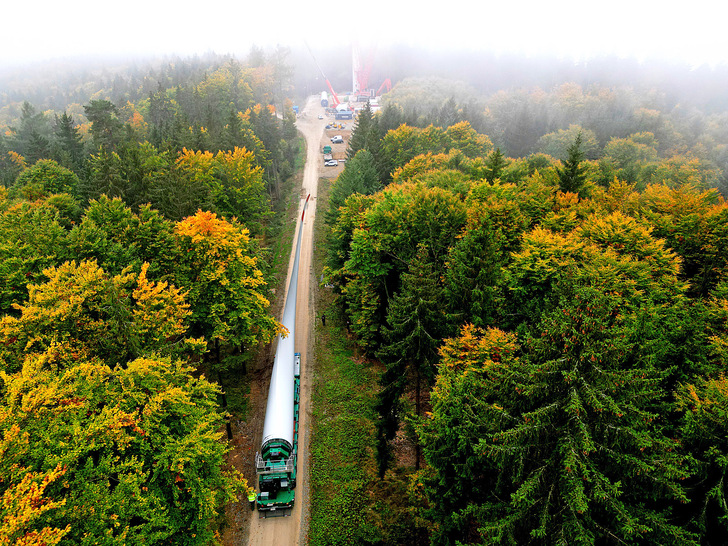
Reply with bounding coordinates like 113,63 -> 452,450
304,41 -> 340,107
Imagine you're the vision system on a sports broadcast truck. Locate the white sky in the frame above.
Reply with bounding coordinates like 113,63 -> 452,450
1,0 -> 726,69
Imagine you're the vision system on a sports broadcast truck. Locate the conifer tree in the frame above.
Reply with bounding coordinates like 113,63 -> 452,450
53,111 -> 85,172
556,131 -> 588,196
484,147 -> 507,182
375,244 -> 447,474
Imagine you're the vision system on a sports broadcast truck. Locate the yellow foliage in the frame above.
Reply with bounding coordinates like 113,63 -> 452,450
175,210 -> 237,247
0,464 -> 70,546
7,151 -> 26,170
439,323 -> 519,374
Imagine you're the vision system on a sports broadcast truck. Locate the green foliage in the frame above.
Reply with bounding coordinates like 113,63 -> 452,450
176,147 -> 270,234
537,124 -> 599,160
0,200 -> 69,315
483,147 -> 508,182
84,99 -> 125,152
341,182 -> 467,353
677,368 -> 728,539
375,245 -> 449,476
0,351 -> 241,545
12,160 -> 79,199
172,210 -> 280,361
380,122 -> 491,181
325,149 -> 381,227
309,310 -> 378,546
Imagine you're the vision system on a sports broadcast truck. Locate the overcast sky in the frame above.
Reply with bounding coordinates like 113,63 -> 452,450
1,0 -> 726,69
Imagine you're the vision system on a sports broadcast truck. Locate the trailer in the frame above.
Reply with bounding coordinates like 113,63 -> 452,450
255,195 -> 309,517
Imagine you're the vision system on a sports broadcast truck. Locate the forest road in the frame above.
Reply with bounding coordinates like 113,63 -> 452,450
247,95 -> 325,546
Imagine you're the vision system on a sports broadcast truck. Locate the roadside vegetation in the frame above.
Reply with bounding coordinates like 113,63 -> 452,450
0,50 -> 298,545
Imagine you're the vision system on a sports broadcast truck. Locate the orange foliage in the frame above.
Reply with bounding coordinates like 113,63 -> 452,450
439,323 -> 519,373
174,210 -> 236,243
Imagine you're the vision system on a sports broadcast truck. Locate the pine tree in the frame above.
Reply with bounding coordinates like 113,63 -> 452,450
84,100 -> 124,151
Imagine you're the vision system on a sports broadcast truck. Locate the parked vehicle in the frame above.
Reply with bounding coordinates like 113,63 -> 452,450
331,135 -> 343,144
324,159 -> 339,167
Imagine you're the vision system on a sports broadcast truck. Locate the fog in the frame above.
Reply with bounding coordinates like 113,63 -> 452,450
2,0 -> 727,71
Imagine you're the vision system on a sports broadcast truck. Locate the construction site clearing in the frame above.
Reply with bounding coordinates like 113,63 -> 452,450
318,105 -> 351,178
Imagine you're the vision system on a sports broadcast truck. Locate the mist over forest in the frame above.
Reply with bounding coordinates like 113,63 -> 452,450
5,44 -> 725,195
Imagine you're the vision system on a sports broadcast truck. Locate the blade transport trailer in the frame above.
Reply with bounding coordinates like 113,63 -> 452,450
255,195 -> 309,517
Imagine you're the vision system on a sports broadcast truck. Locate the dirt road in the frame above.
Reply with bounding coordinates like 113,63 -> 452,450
246,95 -> 326,546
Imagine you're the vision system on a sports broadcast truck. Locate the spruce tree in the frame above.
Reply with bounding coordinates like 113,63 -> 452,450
347,101 -> 374,159
375,245 -> 446,474
484,147 -> 507,182
556,131 -> 588,196
53,112 -> 85,172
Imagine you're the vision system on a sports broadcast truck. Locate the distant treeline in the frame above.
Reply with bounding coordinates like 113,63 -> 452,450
375,77 -> 728,195
0,48 -> 298,218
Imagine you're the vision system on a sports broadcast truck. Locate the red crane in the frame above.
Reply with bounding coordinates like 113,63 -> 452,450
353,43 -> 375,100
377,78 -> 392,95
305,41 -> 340,107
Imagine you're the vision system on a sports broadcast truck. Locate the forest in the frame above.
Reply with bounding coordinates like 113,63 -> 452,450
321,83 -> 728,544
2,46 -> 728,545
0,50 -> 299,544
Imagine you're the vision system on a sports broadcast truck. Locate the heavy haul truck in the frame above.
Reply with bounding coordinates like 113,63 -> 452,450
255,195 -> 309,517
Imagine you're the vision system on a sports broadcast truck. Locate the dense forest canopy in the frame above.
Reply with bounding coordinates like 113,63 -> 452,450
0,48 -> 297,545
3,44 -> 728,545
316,55 -> 728,544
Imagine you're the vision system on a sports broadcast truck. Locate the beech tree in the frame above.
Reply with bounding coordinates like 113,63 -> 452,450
341,182 -> 466,353
176,147 -> 268,233
12,160 -> 79,200
0,200 -> 69,315
172,210 -> 280,364
0,352 -> 242,545
0,259 -> 200,374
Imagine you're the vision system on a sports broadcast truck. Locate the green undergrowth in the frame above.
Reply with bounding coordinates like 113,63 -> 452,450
309,304 -> 378,545
308,175 -> 377,544
308,176 -> 432,545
